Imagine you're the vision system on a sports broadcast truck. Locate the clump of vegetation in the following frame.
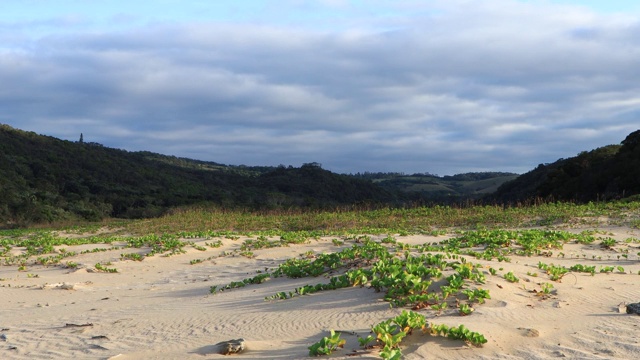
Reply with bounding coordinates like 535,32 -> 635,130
308,330 -> 346,356
537,262 -> 568,281
503,271 -> 519,283
94,262 -> 118,273
121,253 -> 144,261
3,195 -> 640,358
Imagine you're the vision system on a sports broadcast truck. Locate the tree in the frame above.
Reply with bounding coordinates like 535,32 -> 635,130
79,133 -> 84,144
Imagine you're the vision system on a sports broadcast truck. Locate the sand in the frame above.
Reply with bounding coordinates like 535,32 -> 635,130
1,226 -> 640,359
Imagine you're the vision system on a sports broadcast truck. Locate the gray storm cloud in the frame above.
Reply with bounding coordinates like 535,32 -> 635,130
1,0 -> 638,174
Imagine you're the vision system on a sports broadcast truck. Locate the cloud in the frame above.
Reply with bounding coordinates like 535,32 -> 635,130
1,0 -> 639,175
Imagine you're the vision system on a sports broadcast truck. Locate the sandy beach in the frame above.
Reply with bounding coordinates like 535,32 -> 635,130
2,225 -> 640,359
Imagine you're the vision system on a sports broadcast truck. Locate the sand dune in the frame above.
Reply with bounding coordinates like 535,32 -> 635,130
1,226 -> 640,359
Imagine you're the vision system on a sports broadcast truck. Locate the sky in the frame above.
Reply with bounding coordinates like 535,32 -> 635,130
1,0 -> 639,175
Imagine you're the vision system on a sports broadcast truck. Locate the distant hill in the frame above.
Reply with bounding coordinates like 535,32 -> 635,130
491,130 -> 640,203
352,172 -> 519,203
7,123 -> 634,228
0,125 -> 394,227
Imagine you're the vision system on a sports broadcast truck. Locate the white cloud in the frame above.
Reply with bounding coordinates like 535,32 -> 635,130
1,0 -> 639,174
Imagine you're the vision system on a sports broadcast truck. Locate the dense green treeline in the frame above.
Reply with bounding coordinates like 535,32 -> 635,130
0,125 -> 395,227
492,130 -> 640,203
2,123 -> 639,228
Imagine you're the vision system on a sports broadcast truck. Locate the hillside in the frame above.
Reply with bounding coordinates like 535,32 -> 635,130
0,125 -> 395,227
353,172 -> 518,203
6,123 -> 636,228
491,130 -> 640,203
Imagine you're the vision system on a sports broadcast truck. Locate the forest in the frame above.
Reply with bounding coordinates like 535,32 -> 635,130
491,129 -> 640,204
1,124 -> 639,227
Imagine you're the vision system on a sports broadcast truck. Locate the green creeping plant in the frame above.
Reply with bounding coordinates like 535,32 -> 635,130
121,253 -> 144,261
600,237 -> 617,249
392,309 -> 426,334
94,262 -> 118,273
357,335 -> 375,348
540,283 -> 554,295
462,288 -> 491,304
380,346 -> 402,360
429,323 -> 488,347
569,263 -> 596,275
537,262 -> 568,281
445,324 -> 488,346
503,271 -> 519,283
308,330 -> 346,356
430,301 -> 448,314
599,266 -> 615,273
459,303 -> 474,316
205,240 -> 223,248
373,321 -> 406,349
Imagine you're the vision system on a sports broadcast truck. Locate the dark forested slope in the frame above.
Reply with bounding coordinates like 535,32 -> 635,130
5,123 -> 636,227
491,130 -> 640,203
0,125 -> 394,226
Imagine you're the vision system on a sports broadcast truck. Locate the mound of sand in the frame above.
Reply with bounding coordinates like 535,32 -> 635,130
1,226 -> 639,359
